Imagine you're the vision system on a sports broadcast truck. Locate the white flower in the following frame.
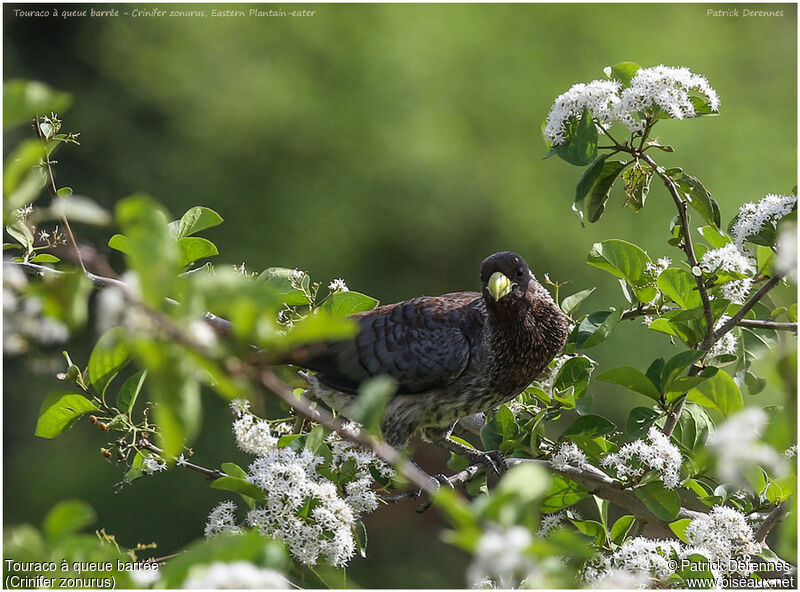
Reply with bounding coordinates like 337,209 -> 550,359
142,456 -> 167,475
708,408 -> 786,485
544,80 -> 621,145
38,230 -> 50,241
467,525 -> 538,589
601,426 -> 682,488
641,315 -> 654,327
230,398 -> 251,417
15,204 -> 34,219
730,193 -> 797,252
551,442 -> 587,471
176,454 -> 188,466
204,501 -> 242,537
233,415 -> 279,455
584,537 -> 680,586
616,65 -> 719,132
537,512 -> 566,537
328,278 -> 349,293
708,315 -> 736,358
700,243 -> 756,304
645,257 -> 671,280
786,445 -> 797,458
183,561 -> 287,589
684,506 -> 761,571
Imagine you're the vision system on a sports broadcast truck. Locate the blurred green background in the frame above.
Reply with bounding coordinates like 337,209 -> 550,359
4,3 -> 796,587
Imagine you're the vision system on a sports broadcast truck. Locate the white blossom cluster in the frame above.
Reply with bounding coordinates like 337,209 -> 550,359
204,501 -> 242,537
700,243 -> 756,304
467,525 -> 540,589
585,506 -> 761,588
534,354 -> 572,395
601,427 -> 682,488
707,407 -> 787,485
730,193 -> 797,252
544,65 -> 719,145
543,80 -> 621,145
551,442 -> 587,471
537,512 -> 567,537
684,506 -> 762,574
183,561 -> 288,589
615,65 -> 720,131
3,265 -> 69,355
708,315 -> 736,358
207,417 -> 391,567
644,257 -> 671,281
584,537 -> 680,587
328,278 -> 349,293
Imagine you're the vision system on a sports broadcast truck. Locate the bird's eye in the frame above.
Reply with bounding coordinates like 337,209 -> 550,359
515,267 -> 525,279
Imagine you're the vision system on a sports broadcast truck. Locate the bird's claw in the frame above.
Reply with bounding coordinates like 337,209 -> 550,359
478,450 -> 508,477
415,473 -> 453,514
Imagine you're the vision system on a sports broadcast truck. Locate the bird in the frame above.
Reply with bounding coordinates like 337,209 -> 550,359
282,251 -> 568,470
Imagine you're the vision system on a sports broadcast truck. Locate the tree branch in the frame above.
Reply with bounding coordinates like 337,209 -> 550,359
139,439 -> 226,480
714,274 -> 787,339
754,501 -> 790,543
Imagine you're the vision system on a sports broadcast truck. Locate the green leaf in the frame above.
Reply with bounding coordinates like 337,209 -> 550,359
658,268 -> 702,310
699,225 -> 730,249
6,219 -> 34,253
4,139 -> 46,215
672,172 -> 719,228
634,481 -> 680,521
560,287 -> 596,317
88,327 -> 132,396
175,206 -> 224,238
42,500 -> 96,542
622,163 -> 652,213
573,155 -> 608,224
586,160 -> 627,223
669,518 -> 693,543
688,370 -> 743,416
587,239 -> 652,295
107,233 -> 131,254
540,474 -> 588,513
4,79 -> 72,129
51,194 -> 112,226
610,515 -> 636,544
561,414 -> 616,439
661,350 -> 705,391
116,194 -> 179,309
672,402 -> 713,452
554,107 -> 598,166
177,236 -> 219,266
571,519 -> 606,545
603,61 -> 640,87
31,253 -> 59,263
350,376 -> 396,435
117,370 -> 147,414
576,308 -> 623,349
267,310 -> 357,349
35,392 -> 97,438
552,356 -> 594,399
596,367 -> 661,401
211,476 -> 267,503
323,291 -> 379,317
626,407 -> 660,437
34,270 -> 93,329
258,267 -> 311,305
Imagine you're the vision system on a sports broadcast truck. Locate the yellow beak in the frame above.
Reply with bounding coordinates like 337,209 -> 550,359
487,271 -> 514,301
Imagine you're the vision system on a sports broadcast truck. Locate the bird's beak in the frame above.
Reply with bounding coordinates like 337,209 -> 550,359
487,271 -> 514,301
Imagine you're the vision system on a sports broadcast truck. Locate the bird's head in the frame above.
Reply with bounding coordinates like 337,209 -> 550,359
479,251 -> 534,306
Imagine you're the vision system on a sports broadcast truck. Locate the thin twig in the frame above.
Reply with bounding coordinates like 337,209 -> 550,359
139,439 -> 226,480
714,274 -> 787,339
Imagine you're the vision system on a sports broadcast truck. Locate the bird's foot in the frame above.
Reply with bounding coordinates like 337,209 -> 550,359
415,473 -> 453,514
475,449 -> 508,478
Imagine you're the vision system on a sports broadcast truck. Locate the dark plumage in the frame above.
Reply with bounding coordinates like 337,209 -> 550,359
284,251 -> 568,457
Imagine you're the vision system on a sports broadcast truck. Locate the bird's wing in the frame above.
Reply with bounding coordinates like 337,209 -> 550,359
284,292 -> 482,394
